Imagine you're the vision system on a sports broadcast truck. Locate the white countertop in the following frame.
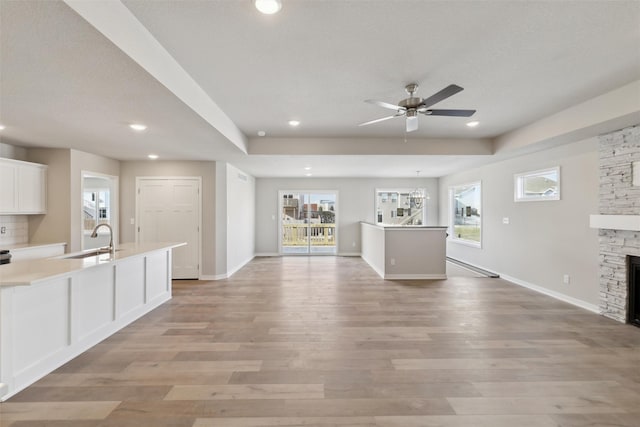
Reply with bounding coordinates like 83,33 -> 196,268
0,242 -> 185,287
3,242 -> 67,252
361,222 -> 448,230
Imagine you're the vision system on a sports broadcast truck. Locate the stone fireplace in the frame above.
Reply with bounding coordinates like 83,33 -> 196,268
629,255 -> 640,326
591,125 -> 640,323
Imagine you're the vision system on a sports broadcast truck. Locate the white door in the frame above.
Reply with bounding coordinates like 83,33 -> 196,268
137,178 -> 200,279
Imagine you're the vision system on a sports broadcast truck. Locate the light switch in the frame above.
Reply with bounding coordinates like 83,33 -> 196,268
502,217 -> 510,224
130,218 -> 135,225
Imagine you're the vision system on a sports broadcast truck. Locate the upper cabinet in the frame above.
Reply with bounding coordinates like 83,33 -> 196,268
0,158 -> 47,214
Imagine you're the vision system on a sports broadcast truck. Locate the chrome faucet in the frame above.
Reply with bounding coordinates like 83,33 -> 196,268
90,223 -> 114,253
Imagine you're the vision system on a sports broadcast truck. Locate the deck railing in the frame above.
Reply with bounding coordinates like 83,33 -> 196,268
282,223 -> 336,246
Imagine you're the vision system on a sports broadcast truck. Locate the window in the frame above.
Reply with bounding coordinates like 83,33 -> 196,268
450,181 -> 481,247
375,188 -> 426,226
514,167 -> 560,202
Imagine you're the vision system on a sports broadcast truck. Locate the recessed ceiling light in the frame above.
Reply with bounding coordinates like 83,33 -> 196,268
288,120 -> 300,127
304,166 -> 312,170
148,154 -> 159,160
255,0 -> 282,14
305,173 -> 312,177
129,123 -> 147,131
466,121 -> 479,128
0,124 -> 5,131
257,130 -> 266,137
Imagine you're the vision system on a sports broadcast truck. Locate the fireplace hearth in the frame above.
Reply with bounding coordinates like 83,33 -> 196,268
629,255 -> 640,327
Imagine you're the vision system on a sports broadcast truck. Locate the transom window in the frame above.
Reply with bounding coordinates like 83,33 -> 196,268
514,167 -> 560,202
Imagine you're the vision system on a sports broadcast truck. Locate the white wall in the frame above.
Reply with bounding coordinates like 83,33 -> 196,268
225,163 -> 255,275
439,138 -> 600,308
255,177 -> 439,255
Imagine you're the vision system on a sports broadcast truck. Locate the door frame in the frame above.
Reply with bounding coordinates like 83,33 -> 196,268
80,170 -> 119,251
135,176 -> 202,279
278,190 -> 339,256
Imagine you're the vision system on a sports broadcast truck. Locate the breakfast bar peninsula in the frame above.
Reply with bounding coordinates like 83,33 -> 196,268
0,242 -> 184,400
360,222 -> 447,280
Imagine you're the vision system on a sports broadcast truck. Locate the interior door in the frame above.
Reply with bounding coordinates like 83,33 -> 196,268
137,178 -> 200,279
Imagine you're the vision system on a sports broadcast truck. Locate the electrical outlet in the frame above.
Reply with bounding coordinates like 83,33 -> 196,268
502,217 -> 510,224
352,241 -> 356,247
130,218 -> 135,225
563,274 -> 570,285
390,258 -> 396,266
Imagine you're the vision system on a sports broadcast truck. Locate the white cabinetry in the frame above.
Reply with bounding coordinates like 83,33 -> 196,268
0,246 -> 173,400
0,158 -> 47,214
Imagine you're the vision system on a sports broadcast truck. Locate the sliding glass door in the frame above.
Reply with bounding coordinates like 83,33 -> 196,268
279,191 -> 337,255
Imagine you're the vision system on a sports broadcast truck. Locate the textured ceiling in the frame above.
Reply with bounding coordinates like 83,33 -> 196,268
1,1 -> 639,177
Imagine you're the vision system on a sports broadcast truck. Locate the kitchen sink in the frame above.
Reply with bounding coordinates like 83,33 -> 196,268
63,249 -> 122,259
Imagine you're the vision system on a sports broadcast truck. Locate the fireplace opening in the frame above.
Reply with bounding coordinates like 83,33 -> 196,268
629,255 -> 640,327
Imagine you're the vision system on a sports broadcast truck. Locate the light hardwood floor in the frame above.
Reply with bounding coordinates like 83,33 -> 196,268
2,256 -> 640,426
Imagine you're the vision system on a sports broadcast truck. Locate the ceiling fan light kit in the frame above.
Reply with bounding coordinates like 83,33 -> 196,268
255,0 -> 282,15
360,83 -> 476,133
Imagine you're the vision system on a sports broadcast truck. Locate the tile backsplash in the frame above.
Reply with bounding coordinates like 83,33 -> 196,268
0,216 -> 29,246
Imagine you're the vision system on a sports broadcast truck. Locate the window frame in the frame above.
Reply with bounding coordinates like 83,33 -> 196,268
449,181 -> 482,248
375,188 -> 426,226
514,166 -> 560,202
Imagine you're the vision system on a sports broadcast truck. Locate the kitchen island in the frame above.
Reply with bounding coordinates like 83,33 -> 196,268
360,222 -> 447,280
0,242 -> 184,401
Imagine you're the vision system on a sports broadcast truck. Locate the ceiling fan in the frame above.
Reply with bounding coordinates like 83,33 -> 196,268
359,83 -> 476,133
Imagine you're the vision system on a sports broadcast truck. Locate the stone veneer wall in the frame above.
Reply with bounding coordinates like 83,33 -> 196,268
598,125 -> 640,322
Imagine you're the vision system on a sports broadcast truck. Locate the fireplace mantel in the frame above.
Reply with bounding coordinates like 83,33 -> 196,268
590,214 -> 640,231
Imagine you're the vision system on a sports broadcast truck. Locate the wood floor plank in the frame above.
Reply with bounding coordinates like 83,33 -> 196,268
374,414 -> 559,427
0,401 -> 120,422
3,256 -> 639,426
446,396 -> 626,415
164,384 -> 324,400
472,380 -> 628,397
193,416 -> 376,426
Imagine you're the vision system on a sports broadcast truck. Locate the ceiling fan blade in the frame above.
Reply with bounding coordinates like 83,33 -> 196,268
359,114 -> 401,127
406,115 -> 419,132
365,99 -> 405,111
420,84 -> 464,109
423,109 -> 476,117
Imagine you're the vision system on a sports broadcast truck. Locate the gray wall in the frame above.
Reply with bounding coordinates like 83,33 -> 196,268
26,148 -> 119,252
439,138 -> 600,306
0,142 -> 27,161
119,160 -> 217,276
255,177 -> 439,255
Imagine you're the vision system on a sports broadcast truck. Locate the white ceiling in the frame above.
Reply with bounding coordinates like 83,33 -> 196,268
1,1 -> 639,177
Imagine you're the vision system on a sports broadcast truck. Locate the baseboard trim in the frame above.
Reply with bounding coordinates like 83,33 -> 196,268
199,274 -> 226,281
499,273 -> 600,314
361,255 -> 385,279
385,274 -> 447,280
199,256 -> 255,281
255,252 -> 280,257
227,255 -> 255,278
338,252 -> 361,257
446,257 -> 499,278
